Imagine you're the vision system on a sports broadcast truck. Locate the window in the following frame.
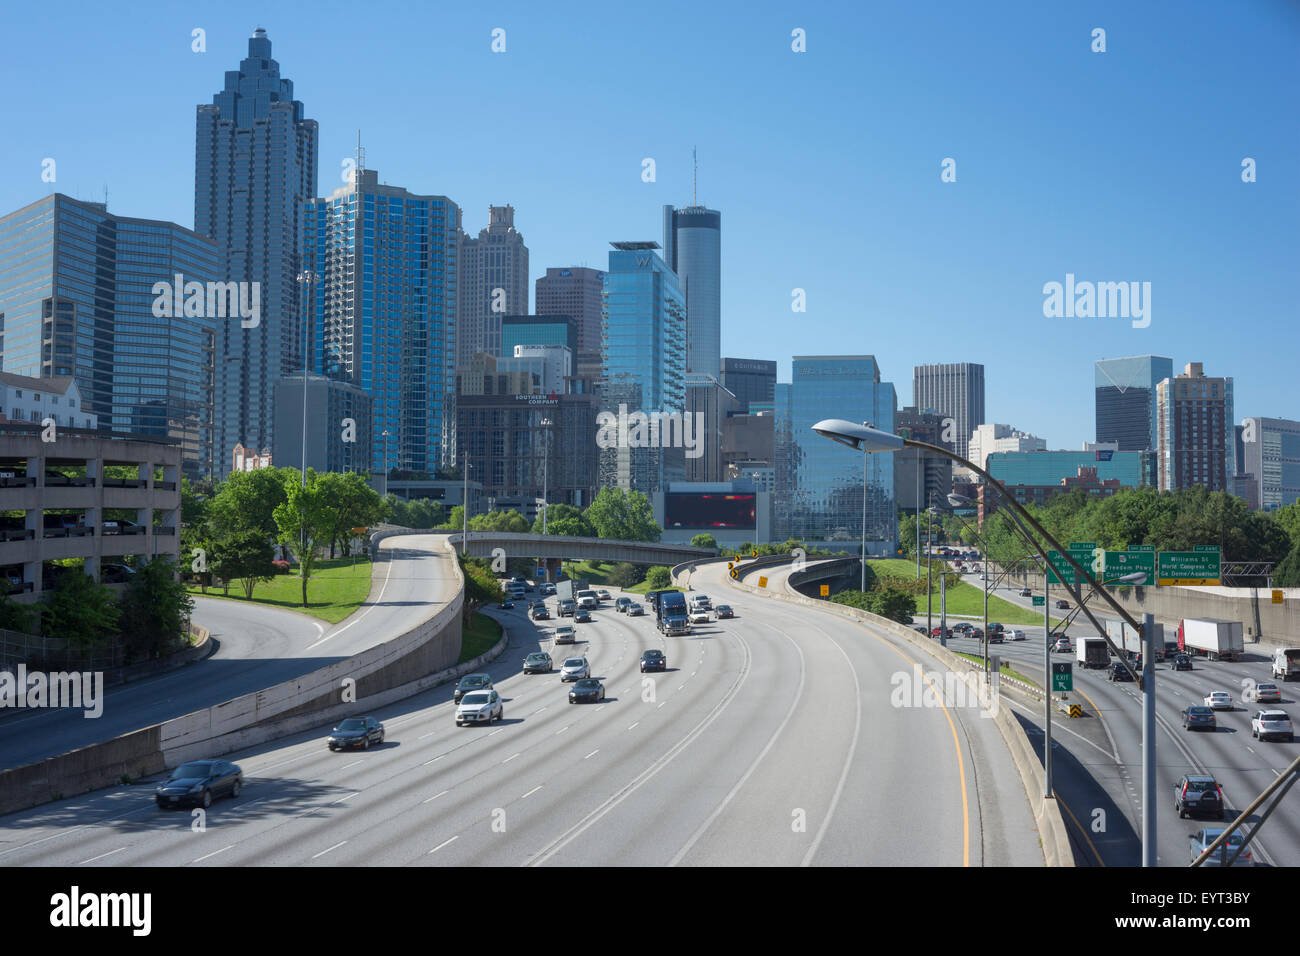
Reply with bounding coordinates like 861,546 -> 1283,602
30,411 -> 40,422
13,390 -> 21,398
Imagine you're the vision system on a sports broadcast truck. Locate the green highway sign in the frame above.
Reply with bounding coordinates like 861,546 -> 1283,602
1097,549 -> 1156,585
1158,548 -> 1222,586
1047,543 -> 1095,587
1032,595 -> 1045,607
1051,662 -> 1073,693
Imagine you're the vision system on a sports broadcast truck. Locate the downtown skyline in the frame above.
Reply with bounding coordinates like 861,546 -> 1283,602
1,1 -> 1296,452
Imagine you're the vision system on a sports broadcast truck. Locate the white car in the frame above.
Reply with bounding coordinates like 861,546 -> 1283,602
560,657 -> 591,682
1052,638 -> 1072,653
690,595 -> 712,610
1251,710 -> 1294,742
1004,629 -> 1026,641
1204,691 -> 1233,711
455,690 -> 503,726
553,625 -> 576,645
596,589 -> 612,601
689,608 -> 711,624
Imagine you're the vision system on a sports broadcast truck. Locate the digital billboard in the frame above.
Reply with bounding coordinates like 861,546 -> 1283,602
665,493 -> 756,530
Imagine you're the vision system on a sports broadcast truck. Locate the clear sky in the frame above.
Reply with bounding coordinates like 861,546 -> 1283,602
2,0 -> 1295,448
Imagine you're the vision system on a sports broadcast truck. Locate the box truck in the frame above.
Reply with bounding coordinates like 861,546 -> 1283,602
1106,619 -> 1166,660
1178,618 -> 1245,662
1272,648 -> 1300,681
1077,636 -> 1110,669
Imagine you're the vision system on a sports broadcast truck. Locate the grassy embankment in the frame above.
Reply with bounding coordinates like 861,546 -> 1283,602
186,556 -> 373,624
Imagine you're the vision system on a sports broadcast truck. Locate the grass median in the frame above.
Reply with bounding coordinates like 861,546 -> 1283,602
460,611 -> 502,664
186,557 -> 374,624
951,651 -> 1039,688
868,558 -> 1062,627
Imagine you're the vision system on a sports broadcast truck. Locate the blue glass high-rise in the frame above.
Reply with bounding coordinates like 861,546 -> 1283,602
774,356 -> 897,553
195,28 -> 318,476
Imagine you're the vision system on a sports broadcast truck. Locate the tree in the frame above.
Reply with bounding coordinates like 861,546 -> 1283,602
212,530 -> 278,599
606,562 -> 644,588
470,509 -> 530,533
40,572 -> 119,649
208,467 -> 291,539
584,487 -> 661,542
897,512 -> 921,556
532,504 -> 594,537
1274,541 -> 1300,588
1272,502 -> 1300,551
690,533 -> 717,550
644,566 -> 672,590
0,589 -> 37,633
317,471 -> 388,557
117,556 -> 194,661
272,471 -> 335,607
460,556 -> 503,625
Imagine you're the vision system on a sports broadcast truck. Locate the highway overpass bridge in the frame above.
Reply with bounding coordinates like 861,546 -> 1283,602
434,530 -> 716,567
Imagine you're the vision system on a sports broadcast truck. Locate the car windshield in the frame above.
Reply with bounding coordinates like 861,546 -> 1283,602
527,654 -> 548,662
575,680 -> 599,689
1202,830 -> 1244,847
172,762 -> 212,779
564,659 -> 585,667
1258,684 -> 1277,691
461,693 -> 489,706
1186,779 -> 1216,791
461,676 -> 488,688
337,719 -> 365,730
1188,708 -> 1213,716
644,650 -> 663,658
1262,712 -> 1288,720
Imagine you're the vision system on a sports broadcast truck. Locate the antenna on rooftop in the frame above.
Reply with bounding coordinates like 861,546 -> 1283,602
356,130 -> 365,176
692,146 -> 697,207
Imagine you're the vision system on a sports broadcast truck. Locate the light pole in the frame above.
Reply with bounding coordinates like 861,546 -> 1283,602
295,269 -> 315,563
812,418 -> 1159,863
381,429 -> 391,499
540,417 -> 552,535
861,422 -> 869,591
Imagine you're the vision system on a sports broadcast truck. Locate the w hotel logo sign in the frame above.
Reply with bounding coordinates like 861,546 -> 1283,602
635,255 -> 652,267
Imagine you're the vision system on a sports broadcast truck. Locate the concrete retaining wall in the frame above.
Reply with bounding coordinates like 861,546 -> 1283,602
696,557 -> 1073,867
0,535 -> 466,816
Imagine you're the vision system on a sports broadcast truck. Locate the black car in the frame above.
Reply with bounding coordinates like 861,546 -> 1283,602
155,760 -> 242,809
453,673 -> 493,703
327,716 -> 385,751
531,605 -> 550,620
640,649 -> 667,673
987,623 -> 1005,635
1172,654 -> 1193,671
574,608 -> 592,623
1182,706 -> 1217,731
498,599 -> 514,609
715,605 -> 735,619
568,678 -> 606,703
522,651 -> 553,674
952,622 -> 974,634
1055,600 -> 1071,609
1108,662 -> 1133,682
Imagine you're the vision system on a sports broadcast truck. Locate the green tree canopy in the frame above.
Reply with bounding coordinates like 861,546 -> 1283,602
208,467 -> 293,539
644,566 -> 672,590
690,533 -> 717,550
532,504 -> 595,537
272,470 -> 335,607
584,487 -> 661,542
41,571 -> 119,649
212,530 -> 278,599
117,556 -> 194,661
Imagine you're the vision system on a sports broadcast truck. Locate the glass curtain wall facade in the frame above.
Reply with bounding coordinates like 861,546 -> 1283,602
1094,355 -> 1173,451
307,169 -> 460,474
195,28 -> 318,477
912,363 -> 984,460
0,194 -> 218,477
1241,417 -> 1300,510
662,206 -> 721,380
775,356 -> 897,553
599,244 -> 686,493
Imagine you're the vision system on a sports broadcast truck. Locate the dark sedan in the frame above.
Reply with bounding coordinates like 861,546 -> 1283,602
715,604 -> 735,619
1182,706 -> 1217,731
530,605 -> 551,620
327,716 -> 385,751
1055,600 -> 1071,609
453,673 -> 493,703
568,678 -> 606,703
155,760 -> 242,809
1172,654 -> 1193,671
1109,663 -> 1133,682
640,649 -> 667,673
574,608 -> 592,623
498,599 -> 514,609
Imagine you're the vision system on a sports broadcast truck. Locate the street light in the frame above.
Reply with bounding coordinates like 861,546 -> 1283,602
813,417 -> 1160,866
539,417 -> 553,535
381,429 -> 391,499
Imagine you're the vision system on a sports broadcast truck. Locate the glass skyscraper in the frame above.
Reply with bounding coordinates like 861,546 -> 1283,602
306,168 -> 460,475
0,194 -> 218,477
1095,355 -> 1173,451
912,363 -> 984,460
774,356 -> 897,553
662,205 -> 721,380
599,242 -> 686,492
195,27 -> 318,476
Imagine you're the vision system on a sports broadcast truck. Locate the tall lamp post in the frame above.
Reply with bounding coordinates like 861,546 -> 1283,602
813,418 -> 1158,865
540,417 -> 553,535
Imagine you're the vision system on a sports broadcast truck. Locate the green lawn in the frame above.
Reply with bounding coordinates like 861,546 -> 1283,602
459,611 -> 502,664
624,581 -> 680,594
186,557 -> 374,624
869,559 -> 1061,627
562,559 -> 611,585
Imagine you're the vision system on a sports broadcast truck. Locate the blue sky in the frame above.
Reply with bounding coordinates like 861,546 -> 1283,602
2,0 -> 1296,448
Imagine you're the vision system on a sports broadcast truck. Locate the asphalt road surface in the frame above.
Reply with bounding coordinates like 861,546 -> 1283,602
0,534 -> 459,771
0,560 -> 1044,866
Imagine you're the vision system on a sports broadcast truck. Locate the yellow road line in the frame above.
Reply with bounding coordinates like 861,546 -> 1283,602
1054,794 -> 1106,866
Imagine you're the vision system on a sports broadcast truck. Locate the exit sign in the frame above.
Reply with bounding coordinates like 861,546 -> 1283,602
1051,662 -> 1073,692
1032,595 -> 1045,607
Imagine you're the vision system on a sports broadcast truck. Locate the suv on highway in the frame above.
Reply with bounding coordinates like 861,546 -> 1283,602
558,599 -> 577,617
1251,710 -> 1294,742
1174,773 -> 1225,820
615,597 -> 632,613
1171,654 -> 1193,671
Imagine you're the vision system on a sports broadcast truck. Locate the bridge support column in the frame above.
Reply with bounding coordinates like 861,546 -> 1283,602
542,556 -> 563,582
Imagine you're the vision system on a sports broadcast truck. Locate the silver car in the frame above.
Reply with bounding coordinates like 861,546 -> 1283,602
560,657 -> 590,682
1188,827 -> 1252,867
455,690 -> 503,726
627,603 -> 645,617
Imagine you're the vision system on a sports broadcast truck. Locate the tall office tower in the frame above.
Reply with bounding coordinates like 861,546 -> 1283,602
307,168 -> 460,474
1155,362 -> 1235,491
773,356 -> 897,553
1094,355 -> 1174,450
721,357 -> 776,413
684,375 -> 740,482
662,204 -> 721,379
912,363 -> 984,460
894,406 -> 954,512
1240,417 -> 1300,509
0,195 -> 218,478
457,205 -> 529,371
535,267 -> 604,390
600,242 -> 686,493
968,423 -> 1047,473
195,28 -> 318,477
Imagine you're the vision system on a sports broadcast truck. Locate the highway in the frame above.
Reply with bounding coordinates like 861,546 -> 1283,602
0,534 -> 459,771
0,559 -> 1044,866
898,566 -> 1300,866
